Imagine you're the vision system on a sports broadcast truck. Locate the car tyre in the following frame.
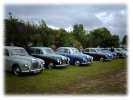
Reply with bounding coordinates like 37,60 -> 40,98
74,59 -> 80,66
48,61 -> 54,69
13,65 -> 21,76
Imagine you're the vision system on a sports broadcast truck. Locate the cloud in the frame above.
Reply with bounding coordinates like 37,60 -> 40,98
4,4 -> 127,40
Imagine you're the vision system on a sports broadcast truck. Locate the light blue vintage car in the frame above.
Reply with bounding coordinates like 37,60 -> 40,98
100,48 -> 117,58
4,46 -> 45,76
55,47 -> 93,66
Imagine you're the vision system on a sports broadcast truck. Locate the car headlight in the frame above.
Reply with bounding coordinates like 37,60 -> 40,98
106,55 -> 108,58
24,63 -> 31,70
24,64 -> 28,67
24,62 -> 28,67
42,62 -> 45,65
57,59 -> 60,62
83,57 -> 86,61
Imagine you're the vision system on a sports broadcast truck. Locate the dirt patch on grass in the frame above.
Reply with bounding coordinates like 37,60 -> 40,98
45,68 -> 127,95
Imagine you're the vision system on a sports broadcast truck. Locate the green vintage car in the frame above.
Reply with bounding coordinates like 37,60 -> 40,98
4,46 -> 45,76
31,47 -> 70,69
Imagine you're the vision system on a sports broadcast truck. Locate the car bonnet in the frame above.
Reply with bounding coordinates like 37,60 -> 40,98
43,53 -> 67,59
10,55 -> 38,62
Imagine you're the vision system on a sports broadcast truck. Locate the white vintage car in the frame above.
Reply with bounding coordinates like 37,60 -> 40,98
4,46 -> 45,76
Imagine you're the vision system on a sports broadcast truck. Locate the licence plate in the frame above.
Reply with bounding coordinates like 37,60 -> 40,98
33,70 -> 40,74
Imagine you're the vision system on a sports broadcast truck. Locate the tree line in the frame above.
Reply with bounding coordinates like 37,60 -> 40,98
4,12 -> 127,49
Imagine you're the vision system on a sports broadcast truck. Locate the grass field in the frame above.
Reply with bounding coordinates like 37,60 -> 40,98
4,58 -> 127,95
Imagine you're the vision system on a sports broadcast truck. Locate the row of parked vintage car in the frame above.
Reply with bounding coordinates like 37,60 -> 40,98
4,46 -> 127,76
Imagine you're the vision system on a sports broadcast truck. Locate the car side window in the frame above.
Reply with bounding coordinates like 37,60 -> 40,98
84,49 -> 88,52
90,49 -> 93,52
5,49 -> 9,56
36,49 -> 42,54
64,49 -> 70,53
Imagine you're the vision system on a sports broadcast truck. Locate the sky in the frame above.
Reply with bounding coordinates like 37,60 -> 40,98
4,4 -> 127,41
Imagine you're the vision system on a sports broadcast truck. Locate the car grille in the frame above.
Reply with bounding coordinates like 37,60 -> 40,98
123,54 -> 126,56
61,58 -> 68,64
32,59 -> 39,69
108,55 -> 113,59
87,57 -> 92,62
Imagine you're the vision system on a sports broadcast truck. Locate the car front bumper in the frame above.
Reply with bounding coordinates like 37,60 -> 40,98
81,62 -> 93,65
105,58 -> 113,60
55,64 -> 69,67
21,68 -> 44,73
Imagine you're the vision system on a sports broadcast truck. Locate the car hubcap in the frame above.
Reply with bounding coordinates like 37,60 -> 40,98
48,62 -> 54,69
100,58 -> 104,62
75,60 -> 80,66
14,67 -> 21,75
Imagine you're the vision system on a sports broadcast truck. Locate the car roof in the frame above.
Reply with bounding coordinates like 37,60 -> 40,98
58,47 -> 77,49
85,48 -> 99,49
31,47 -> 51,49
4,46 -> 24,49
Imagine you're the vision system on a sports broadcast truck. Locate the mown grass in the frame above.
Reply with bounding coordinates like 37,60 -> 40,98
4,58 -> 127,95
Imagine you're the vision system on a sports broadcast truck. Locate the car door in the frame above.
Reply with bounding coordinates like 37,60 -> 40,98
89,49 -> 97,60
4,49 -> 13,71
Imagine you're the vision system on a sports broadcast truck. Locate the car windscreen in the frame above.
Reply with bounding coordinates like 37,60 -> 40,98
102,49 -> 109,52
116,48 -> 122,51
95,49 -> 103,53
9,49 -> 29,56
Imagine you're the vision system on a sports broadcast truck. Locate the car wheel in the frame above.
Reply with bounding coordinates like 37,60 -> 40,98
74,59 -> 80,66
48,61 -> 54,69
100,57 -> 104,62
13,65 -> 21,76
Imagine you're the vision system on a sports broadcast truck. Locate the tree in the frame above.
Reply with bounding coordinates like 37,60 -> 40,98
4,13 -> 121,49
55,28 -> 75,47
88,27 -> 120,47
37,20 -> 55,47
4,12 -> 38,47
122,35 -> 128,45
30,33 -> 43,46
72,24 -> 85,44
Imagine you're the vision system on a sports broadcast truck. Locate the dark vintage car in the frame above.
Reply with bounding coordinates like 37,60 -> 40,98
84,48 -> 113,62
55,47 -> 93,66
115,48 -> 127,57
107,48 -> 127,58
31,47 -> 70,69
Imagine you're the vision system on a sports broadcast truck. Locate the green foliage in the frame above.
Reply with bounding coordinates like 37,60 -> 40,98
37,20 -> 55,46
122,35 -> 128,45
30,33 -> 43,46
4,15 -> 37,47
72,24 -> 85,46
55,28 -> 75,47
88,27 -> 120,48
4,12 -> 124,48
